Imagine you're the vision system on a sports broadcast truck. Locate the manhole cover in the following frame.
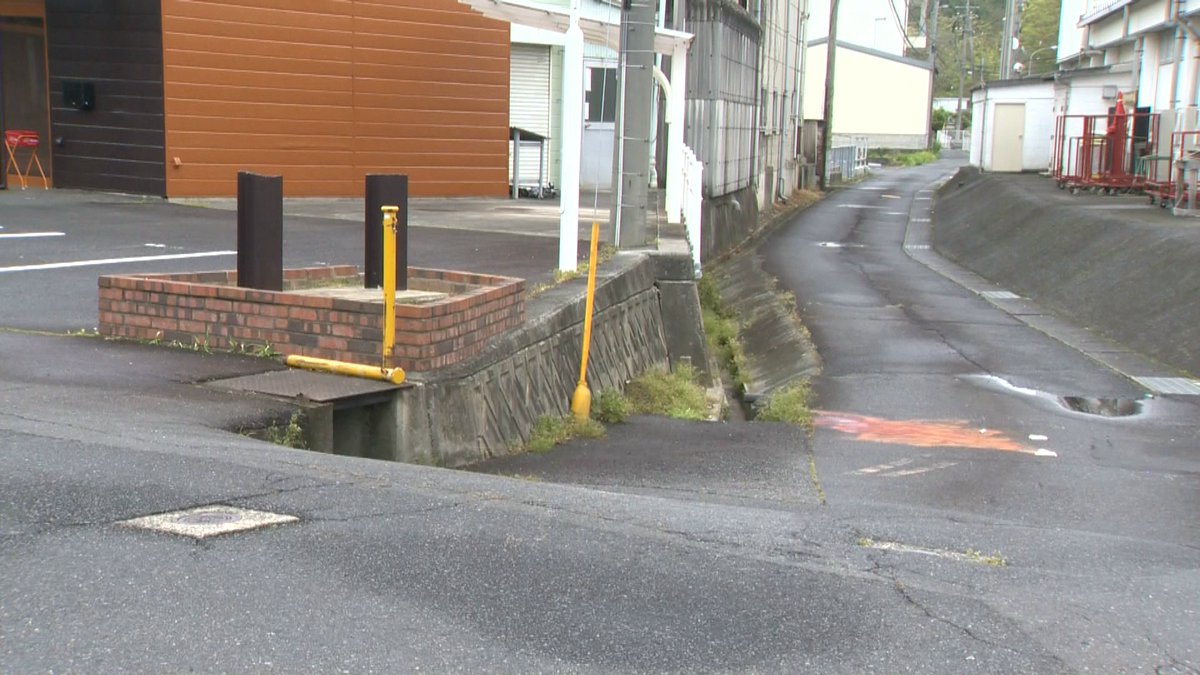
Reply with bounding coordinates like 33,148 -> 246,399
119,505 -> 298,539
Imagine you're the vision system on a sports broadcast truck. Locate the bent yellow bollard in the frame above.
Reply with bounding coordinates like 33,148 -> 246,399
285,206 -> 406,386
285,354 -> 405,384
570,221 -> 601,421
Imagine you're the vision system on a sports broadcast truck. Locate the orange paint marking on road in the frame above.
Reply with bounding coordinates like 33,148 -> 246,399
813,411 -> 1031,454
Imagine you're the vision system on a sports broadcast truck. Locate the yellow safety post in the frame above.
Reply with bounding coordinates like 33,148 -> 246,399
570,221 -> 601,420
381,205 -> 399,369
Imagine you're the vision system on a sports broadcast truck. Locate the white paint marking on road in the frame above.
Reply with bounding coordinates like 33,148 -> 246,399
1029,434 -> 1049,442
980,290 -> 1021,300
881,194 -> 901,199
888,461 -> 959,477
912,217 -> 931,222
144,243 -> 167,248
885,211 -> 906,216
817,241 -> 865,249
0,231 -> 65,239
915,197 -> 932,201
858,539 -> 1005,566
855,458 -> 914,475
904,244 -> 931,250
1034,449 -> 1058,458
0,250 -> 236,273
836,204 -> 888,210
120,505 -> 298,539
857,186 -> 887,191
1131,376 -> 1200,396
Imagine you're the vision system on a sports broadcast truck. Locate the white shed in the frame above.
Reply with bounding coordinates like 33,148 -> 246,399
969,76 -> 1056,172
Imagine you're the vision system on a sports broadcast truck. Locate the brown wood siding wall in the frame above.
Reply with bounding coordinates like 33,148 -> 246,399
45,0 -> 167,195
161,0 -> 510,198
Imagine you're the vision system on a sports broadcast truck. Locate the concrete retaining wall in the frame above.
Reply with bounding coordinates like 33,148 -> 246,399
934,168 -> 1200,377
386,252 -> 706,467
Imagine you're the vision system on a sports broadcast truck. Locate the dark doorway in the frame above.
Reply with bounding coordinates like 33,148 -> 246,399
1,11 -> 50,189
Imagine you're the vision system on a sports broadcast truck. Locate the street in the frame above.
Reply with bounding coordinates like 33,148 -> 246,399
2,162 -> 1198,672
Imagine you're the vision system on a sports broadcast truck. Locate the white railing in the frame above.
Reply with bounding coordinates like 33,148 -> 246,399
681,145 -> 704,277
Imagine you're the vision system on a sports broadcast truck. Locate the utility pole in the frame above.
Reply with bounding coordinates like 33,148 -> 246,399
956,0 -> 971,132
1000,0 -> 1017,79
609,0 -> 656,248
926,0 -> 939,148
818,0 -> 839,191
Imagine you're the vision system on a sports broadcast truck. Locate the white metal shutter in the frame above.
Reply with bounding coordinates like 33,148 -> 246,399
510,44 -> 551,187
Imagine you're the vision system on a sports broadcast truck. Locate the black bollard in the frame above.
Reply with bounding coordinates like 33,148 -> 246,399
236,171 -> 283,291
364,174 -> 409,290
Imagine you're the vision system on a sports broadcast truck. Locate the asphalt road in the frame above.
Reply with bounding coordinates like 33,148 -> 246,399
0,189 -> 565,332
480,159 -> 1200,673
3,170 -> 1198,672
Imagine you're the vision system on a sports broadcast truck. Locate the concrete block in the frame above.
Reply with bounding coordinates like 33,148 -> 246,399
656,280 -> 710,382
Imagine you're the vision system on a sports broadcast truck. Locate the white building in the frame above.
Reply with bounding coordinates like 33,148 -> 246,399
803,38 -> 933,149
971,0 -> 1200,173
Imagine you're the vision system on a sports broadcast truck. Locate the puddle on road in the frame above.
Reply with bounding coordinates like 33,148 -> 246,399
1058,396 -> 1143,417
965,375 -> 1148,419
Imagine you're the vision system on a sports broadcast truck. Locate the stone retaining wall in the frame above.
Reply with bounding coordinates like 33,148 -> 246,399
385,252 -> 704,467
934,168 -> 1200,377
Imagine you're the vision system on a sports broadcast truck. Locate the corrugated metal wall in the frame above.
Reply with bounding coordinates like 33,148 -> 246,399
46,0 -> 166,195
161,0 -> 510,197
685,0 -> 759,197
509,43 -> 550,187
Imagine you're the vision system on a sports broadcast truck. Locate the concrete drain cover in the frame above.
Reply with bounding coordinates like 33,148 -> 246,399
1132,377 -> 1200,396
120,505 -> 298,539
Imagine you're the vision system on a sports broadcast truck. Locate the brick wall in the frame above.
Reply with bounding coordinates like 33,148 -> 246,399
98,266 -> 525,372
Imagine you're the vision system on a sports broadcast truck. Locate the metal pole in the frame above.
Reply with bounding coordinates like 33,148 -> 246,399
819,0 -> 839,191
364,174 -> 408,290
927,0 -> 939,149
559,6 -> 584,272
236,171 -> 283,291
611,0 -> 655,248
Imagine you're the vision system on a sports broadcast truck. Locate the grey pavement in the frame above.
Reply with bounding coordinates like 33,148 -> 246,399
2,163 -> 1199,672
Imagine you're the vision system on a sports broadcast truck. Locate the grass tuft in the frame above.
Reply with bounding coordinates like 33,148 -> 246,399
755,380 -> 814,429
528,414 -> 606,453
591,389 -> 630,424
625,364 -> 707,421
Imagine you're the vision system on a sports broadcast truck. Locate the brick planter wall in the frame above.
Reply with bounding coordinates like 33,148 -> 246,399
98,266 -> 525,372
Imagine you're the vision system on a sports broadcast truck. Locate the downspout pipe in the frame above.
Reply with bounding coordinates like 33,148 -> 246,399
776,0 -> 793,201
1173,0 -> 1186,109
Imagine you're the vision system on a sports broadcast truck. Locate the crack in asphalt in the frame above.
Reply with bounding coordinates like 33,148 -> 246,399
1148,634 -> 1200,674
889,577 -> 1067,669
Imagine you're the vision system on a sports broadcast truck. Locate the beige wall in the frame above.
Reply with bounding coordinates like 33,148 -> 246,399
161,0 -> 510,197
803,44 -> 931,141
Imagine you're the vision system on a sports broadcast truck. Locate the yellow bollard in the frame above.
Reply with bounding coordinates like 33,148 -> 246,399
381,205 -> 399,369
570,221 -> 601,420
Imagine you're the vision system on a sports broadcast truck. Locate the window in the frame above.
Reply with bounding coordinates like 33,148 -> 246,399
586,67 -> 618,123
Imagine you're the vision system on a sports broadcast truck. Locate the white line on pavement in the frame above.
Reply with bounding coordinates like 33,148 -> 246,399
0,231 -> 65,239
0,250 -> 236,273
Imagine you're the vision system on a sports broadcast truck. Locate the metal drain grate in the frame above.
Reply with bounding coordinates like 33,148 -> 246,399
1132,377 -> 1200,396
980,290 -> 1021,300
120,505 -> 298,539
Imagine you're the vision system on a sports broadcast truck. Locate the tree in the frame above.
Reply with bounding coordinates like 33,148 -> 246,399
1018,0 -> 1061,75
932,107 -> 952,132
